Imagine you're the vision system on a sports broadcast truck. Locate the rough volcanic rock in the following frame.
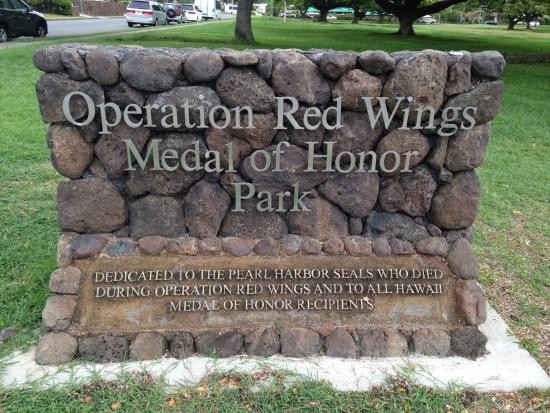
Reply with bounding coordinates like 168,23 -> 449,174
138,236 -> 166,255
185,180 -> 231,238
278,105 -> 325,151
444,80 -> 504,125
344,236 -> 372,256
94,123 -> 150,177
455,280 -> 487,326
372,237 -> 392,256
382,52 -> 447,120
254,237 -> 281,256
445,52 -> 471,95
322,237 -> 345,255
223,237 -> 254,256
129,195 -> 185,239
36,73 -> 104,123
389,238 -> 415,255
349,217 -> 363,236
33,47 -> 64,73
216,67 -> 275,113
375,129 -> 431,177
365,211 -> 428,243
289,194 -> 349,241
195,331 -> 243,357
145,86 -> 221,131
127,134 -> 206,196
166,237 -> 198,255
48,267 -> 81,294
120,50 -> 181,91
271,51 -> 331,107
60,48 -> 88,80
183,50 -> 224,83
415,236 -> 448,256
332,69 -> 382,112
451,326 -> 487,358
324,328 -> 357,358
35,332 -> 78,365
42,295 -> 76,331
130,332 -> 167,360
357,51 -> 395,75
220,199 -> 288,239
447,238 -> 479,279
230,112 -> 278,149
220,50 -> 258,66
318,171 -> 379,218
281,234 -> 302,255
47,124 -> 93,179
71,234 -> 107,259
198,237 -> 222,255
324,110 -> 383,156
105,81 -> 145,107
412,329 -> 451,356
205,128 -> 252,169
57,177 -> 127,233
359,329 -> 408,357
318,51 -> 357,80
301,237 -> 323,254
241,144 -> 329,197
103,238 -> 137,257
471,51 -> 505,80
280,327 -> 322,356
85,49 -> 119,86
429,171 -> 481,229
445,123 -> 490,172
378,165 -> 436,216
425,135 -> 449,170
255,49 -> 273,79
245,328 -> 280,356
78,335 -> 129,363
169,332 -> 195,358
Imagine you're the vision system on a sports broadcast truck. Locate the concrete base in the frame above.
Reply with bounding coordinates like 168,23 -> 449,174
1,305 -> 549,392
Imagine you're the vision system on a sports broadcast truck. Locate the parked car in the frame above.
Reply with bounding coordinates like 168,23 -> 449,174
484,19 -> 498,25
181,3 -> 202,21
418,15 -> 436,24
125,0 -> 167,27
163,3 -> 183,23
0,0 -> 47,43
326,13 -> 337,20
278,11 -> 296,18
224,3 -> 237,14
194,0 -> 221,20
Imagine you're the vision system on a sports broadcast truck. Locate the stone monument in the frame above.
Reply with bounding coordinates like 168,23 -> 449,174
32,45 -> 505,364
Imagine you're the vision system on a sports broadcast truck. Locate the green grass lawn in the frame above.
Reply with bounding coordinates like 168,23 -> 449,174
0,17 -> 549,411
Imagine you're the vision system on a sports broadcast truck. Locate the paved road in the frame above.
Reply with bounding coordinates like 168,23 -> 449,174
48,14 -> 234,37
0,13 -> 234,47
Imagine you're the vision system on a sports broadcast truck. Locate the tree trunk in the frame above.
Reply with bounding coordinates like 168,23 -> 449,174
235,0 -> 255,44
396,13 -> 416,35
525,20 -> 532,30
352,14 -> 359,23
507,18 -> 515,30
318,7 -> 329,22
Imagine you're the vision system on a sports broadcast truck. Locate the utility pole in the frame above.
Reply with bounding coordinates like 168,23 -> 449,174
284,0 -> 287,21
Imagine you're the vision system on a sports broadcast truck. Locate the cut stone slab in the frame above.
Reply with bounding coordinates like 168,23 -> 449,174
35,333 -> 77,365
3,307 -> 550,392
130,332 -> 167,361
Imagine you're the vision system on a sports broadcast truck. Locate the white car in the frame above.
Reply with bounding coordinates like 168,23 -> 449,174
182,3 -> 202,21
418,15 -> 436,24
125,0 -> 168,27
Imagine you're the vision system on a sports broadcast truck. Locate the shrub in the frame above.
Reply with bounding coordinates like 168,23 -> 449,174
29,0 -> 72,16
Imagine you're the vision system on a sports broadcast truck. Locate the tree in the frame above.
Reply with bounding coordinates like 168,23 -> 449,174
235,0 -> 255,44
309,0 -> 342,21
500,0 -> 548,29
374,0 -> 469,35
347,0 -> 376,23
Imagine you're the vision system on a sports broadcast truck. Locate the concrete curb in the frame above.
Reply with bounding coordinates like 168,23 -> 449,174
2,305 -> 549,391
